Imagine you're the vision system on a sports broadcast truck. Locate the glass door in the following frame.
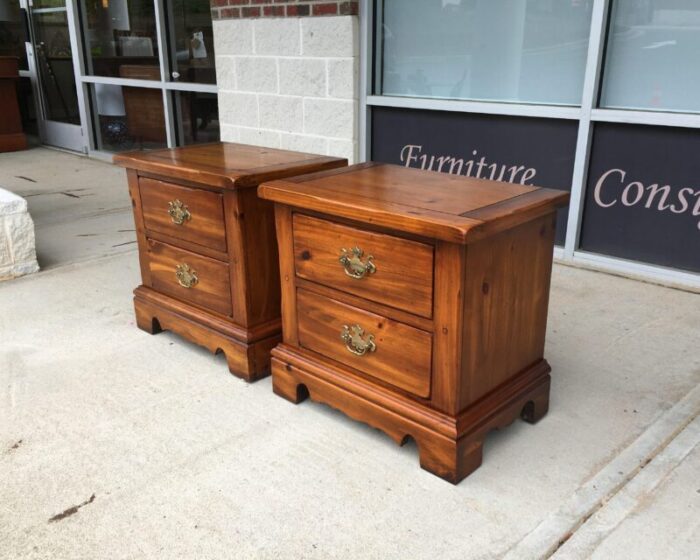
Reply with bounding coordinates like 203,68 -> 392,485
25,0 -> 84,151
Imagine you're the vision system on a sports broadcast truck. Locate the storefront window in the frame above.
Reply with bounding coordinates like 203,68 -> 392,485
600,0 -> 700,113
81,0 -> 160,80
173,91 -> 219,144
168,0 -> 216,85
0,0 -> 28,70
378,0 -> 593,105
90,83 -> 167,151
580,123 -> 700,273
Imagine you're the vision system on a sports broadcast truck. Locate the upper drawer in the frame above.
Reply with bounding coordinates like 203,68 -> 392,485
297,288 -> 432,398
140,177 -> 227,253
293,214 -> 434,318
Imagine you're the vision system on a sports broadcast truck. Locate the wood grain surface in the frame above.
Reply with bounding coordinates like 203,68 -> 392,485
140,177 -> 227,252
146,239 -> 232,317
293,214 -> 434,318
296,288 -> 432,398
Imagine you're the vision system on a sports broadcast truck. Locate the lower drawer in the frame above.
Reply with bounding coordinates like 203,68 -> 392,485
147,239 -> 232,316
296,288 -> 432,398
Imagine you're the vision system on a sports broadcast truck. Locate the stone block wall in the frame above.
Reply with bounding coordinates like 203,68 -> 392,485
212,7 -> 359,162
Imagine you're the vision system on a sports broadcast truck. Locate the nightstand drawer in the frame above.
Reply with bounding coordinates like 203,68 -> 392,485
147,239 -> 232,316
140,177 -> 227,252
296,288 -> 432,398
293,214 -> 434,318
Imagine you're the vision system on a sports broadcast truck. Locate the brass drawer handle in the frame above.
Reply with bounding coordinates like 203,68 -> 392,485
175,263 -> 198,288
167,199 -> 191,225
339,247 -> 376,279
340,324 -> 376,356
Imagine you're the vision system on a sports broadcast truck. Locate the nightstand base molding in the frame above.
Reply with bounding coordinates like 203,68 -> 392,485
135,287 -> 280,382
271,344 -> 551,484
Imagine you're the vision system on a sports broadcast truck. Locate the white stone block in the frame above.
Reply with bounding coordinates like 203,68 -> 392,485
238,127 -> 282,149
254,18 -> 301,56
259,94 -> 303,133
328,58 -> 357,99
218,92 -> 259,128
279,58 -> 327,97
214,19 -> 254,55
215,56 -> 236,91
280,133 -> 328,156
220,124 -> 240,143
235,56 -> 278,93
303,98 -> 356,139
302,16 -> 358,57
328,139 -> 358,164
0,189 -> 39,281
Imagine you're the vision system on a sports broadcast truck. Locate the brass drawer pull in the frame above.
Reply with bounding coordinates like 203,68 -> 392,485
175,263 -> 198,288
167,199 -> 191,225
340,324 -> 376,356
339,247 -> 376,279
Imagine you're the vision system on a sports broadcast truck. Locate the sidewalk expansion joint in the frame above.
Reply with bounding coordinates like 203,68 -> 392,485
501,382 -> 700,560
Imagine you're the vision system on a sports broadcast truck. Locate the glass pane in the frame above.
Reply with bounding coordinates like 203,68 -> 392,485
32,0 -> 66,8
81,0 -> 160,80
90,83 -> 167,151
0,0 -> 29,70
600,0 -> 700,113
379,0 -> 593,105
32,7 -> 80,124
18,76 -> 38,135
168,0 -> 216,84
174,91 -> 219,144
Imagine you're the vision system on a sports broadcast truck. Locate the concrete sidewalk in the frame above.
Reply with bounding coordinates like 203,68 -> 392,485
0,147 -> 134,269
1,248 -> 698,559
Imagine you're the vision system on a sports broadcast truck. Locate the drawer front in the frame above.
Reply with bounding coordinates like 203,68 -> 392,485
293,214 -> 434,318
296,288 -> 432,398
147,239 -> 232,316
140,177 -> 227,252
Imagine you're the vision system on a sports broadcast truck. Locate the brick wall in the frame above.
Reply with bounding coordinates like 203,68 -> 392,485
211,1 -> 359,20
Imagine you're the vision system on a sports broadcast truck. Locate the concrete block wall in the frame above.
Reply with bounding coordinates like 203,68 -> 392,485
213,14 -> 359,162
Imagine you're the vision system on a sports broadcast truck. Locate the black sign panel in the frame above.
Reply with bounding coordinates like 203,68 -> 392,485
580,123 -> 700,273
371,107 -> 577,245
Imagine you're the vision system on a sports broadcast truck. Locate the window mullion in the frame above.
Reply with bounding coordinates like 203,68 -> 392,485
564,0 -> 611,259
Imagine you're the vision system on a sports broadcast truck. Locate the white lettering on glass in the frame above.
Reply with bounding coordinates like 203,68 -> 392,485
593,167 -> 700,230
399,144 -> 537,185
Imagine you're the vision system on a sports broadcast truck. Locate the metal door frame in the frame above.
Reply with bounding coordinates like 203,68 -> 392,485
21,0 -> 88,153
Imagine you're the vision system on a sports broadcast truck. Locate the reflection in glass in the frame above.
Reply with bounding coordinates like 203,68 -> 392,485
90,84 -> 167,151
174,91 -> 219,144
0,0 -> 28,69
18,76 -> 38,135
32,7 -> 80,124
168,0 -> 216,84
380,0 -> 593,105
600,0 -> 700,113
81,0 -> 160,80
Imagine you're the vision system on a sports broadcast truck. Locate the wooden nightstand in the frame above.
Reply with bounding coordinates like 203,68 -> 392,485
258,163 -> 569,482
114,142 -> 346,381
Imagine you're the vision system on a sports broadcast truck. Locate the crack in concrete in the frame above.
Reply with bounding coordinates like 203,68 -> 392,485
6,439 -> 23,453
48,494 -> 96,523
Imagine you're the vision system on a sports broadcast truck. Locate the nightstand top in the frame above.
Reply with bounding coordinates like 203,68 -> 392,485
113,142 -> 347,190
258,163 -> 570,244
